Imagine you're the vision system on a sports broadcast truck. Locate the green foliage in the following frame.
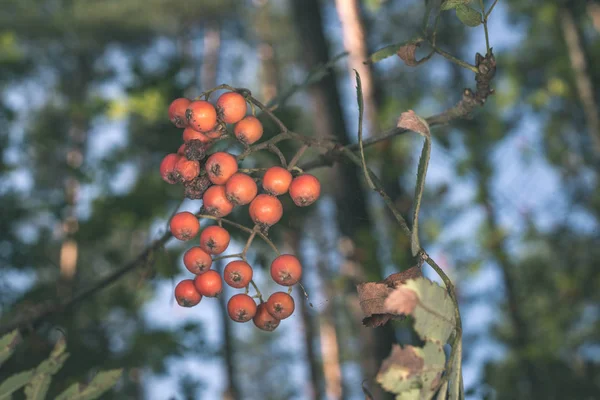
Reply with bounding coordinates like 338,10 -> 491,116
55,370 -> 122,400
0,331 -> 121,400
379,278 -> 457,399
441,0 -> 473,11
377,342 -> 445,400
0,330 -> 20,368
403,279 -> 455,344
25,338 -> 69,400
455,5 -> 482,27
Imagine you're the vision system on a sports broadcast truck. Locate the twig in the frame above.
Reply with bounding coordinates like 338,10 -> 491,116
0,228 -> 172,335
287,144 -> 308,171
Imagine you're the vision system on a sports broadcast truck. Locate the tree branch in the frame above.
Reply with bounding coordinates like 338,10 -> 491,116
1,51 -> 496,336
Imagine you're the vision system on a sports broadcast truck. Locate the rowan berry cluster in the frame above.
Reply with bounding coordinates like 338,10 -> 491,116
160,88 -> 321,331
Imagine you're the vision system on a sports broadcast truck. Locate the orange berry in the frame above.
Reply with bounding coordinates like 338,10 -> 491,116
186,100 -> 217,132
223,260 -> 253,288
174,279 -> 201,307
168,98 -> 191,128
289,174 -> 321,207
160,153 -> 181,184
216,92 -> 247,124
199,225 -> 231,255
225,173 -> 258,205
234,116 -> 263,145
175,157 -> 200,182
183,246 -> 213,274
170,211 -> 200,241
262,166 -> 293,196
266,292 -> 295,320
227,293 -> 257,323
205,152 -> 239,185
202,185 -> 234,217
193,270 -> 223,297
177,144 -> 186,156
253,303 -> 280,331
249,194 -> 283,227
270,254 -> 302,286
183,127 -> 211,143
205,123 -> 227,139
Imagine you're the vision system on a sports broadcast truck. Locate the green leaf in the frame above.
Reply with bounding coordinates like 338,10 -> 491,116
397,111 -> 431,256
366,38 -> 422,64
377,342 -> 445,399
441,0 -> 472,10
404,278 -> 456,343
25,338 -> 70,400
0,330 -> 21,368
0,370 -> 34,399
55,369 -> 122,400
455,5 -> 482,27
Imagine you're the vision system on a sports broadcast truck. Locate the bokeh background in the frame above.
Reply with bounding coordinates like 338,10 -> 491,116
1,0 -> 599,399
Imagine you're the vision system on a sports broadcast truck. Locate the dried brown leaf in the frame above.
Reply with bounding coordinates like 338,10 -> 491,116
397,110 -> 431,137
397,39 -> 424,67
384,286 -> 419,315
357,266 -> 422,327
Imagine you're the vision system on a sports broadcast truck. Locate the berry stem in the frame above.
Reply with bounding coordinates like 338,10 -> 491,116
241,227 -> 258,261
249,279 -> 264,302
268,144 -> 287,167
213,253 -> 243,262
239,167 -> 269,174
287,145 -> 308,171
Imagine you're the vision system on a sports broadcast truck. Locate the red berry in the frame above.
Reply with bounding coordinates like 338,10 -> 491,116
169,98 -> 191,128
205,152 -> 238,185
183,127 -> 211,143
216,92 -> 247,124
186,100 -> 217,132
289,174 -> 321,207
205,123 -> 227,139
183,246 -> 213,274
199,225 -> 231,255
227,293 -> 257,322
234,116 -> 263,145
170,212 -> 200,241
223,260 -> 253,288
263,166 -> 293,196
175,157 -> 200,182
266,292 -> 295,319
253,303 -> 280,331
270,254 -> 302,286
193,270 -> 223,297
225,173 -> 258,205
202,185 -> 234,217
174,279 -> 201,307
249,194 -> 283,227
160,153 -> 181,184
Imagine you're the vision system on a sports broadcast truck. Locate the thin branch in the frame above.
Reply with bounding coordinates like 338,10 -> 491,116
287,144 -> 308,171
0,228 -> 172,335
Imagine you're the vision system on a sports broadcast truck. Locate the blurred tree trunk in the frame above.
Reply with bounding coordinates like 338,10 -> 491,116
559,5 -> 600,156
291,0 -> 393,398
255,0 -> 280,102
58,55 -> 92,296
